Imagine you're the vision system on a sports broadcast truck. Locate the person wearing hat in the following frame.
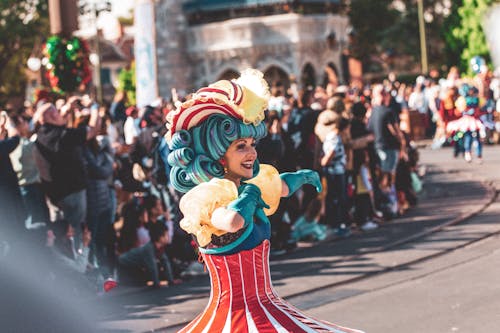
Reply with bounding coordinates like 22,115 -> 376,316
166,69 -> 362,332
315,110 -> 352,237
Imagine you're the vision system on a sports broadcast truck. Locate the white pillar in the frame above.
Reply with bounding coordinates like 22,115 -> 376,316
484,4 -> 500,70
134,0 -> 158,107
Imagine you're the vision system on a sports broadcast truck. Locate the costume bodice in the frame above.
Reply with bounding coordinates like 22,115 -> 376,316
179,240 -> 363,333
200,209 -> 271,255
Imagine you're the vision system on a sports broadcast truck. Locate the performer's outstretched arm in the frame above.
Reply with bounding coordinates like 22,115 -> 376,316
280,169 -> 322,198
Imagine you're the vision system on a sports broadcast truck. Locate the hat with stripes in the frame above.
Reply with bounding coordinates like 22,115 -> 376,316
166,69 -> 270,142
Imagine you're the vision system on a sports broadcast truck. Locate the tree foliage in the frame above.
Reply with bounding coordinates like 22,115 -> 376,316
347,0 -> 498,74
441,0 -> 464,70
451,0 -> 498,74
0,0 -> 50,104
348,0 -> 450,73
117,62 -> 136,106
347,0 -> 397,68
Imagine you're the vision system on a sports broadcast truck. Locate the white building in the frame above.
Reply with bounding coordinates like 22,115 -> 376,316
152,0 -> 352,98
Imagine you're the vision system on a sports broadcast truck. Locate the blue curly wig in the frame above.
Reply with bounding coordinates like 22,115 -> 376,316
167,114 -> 267,193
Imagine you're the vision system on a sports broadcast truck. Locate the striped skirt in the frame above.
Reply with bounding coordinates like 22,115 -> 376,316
179,240 -> 363,333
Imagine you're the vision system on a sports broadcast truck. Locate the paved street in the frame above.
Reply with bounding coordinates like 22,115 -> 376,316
96,144 -> 500,333
307,233 -> 500,333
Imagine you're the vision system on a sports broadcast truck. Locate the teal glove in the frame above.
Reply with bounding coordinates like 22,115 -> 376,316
280,170 -> 322,197
227,183 -> 270,227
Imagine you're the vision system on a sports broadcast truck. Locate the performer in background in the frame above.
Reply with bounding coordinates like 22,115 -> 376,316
166,69 -> 363,332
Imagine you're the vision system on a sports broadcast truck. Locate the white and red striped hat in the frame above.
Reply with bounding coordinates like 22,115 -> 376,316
166,69 -> 270,142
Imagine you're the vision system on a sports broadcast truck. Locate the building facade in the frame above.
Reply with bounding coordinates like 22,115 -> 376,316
153,0 -> 351,98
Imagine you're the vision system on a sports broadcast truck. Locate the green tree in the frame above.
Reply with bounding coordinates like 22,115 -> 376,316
0,0 -> 50,104
347,0 -> 450,73
451,0 -> 498,74
118,62 -> 136,106
347,0 -> 398,68
442,0 -> 464,70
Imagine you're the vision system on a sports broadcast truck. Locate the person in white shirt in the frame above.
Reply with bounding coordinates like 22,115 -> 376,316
123,106 -> 140,145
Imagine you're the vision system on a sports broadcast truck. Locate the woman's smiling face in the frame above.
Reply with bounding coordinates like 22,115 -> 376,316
222,137 -> 257,185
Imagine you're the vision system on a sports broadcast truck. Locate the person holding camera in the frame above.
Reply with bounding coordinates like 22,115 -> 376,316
9,113 -> 50,232
0,111 -> 26,237
33,98 -> 102,253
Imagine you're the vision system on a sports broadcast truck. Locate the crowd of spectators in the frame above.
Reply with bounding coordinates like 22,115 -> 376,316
1,64 -> 499,292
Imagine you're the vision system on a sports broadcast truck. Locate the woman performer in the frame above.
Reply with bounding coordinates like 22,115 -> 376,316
166,69 -> 363,332
446,84 -> 485,163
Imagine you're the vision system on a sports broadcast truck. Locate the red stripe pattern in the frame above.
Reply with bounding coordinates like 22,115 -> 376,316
178,240 -> 364,333
170,99 -> 242,137
167,80 -> 247,140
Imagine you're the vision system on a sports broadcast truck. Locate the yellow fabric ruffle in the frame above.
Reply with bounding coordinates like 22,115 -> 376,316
178,164 -> 282,246
235,68 -> 270,125
245,164 -> 282,215
179,178 -> 238,247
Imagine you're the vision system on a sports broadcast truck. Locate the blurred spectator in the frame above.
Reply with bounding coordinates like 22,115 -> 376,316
257,110 -> 295,252
118,222 -> 179,287
354,151 -> 379,231
396,136 -> 419,214
350,102 -> 374,172
287,88 -> 320,211
326,96 -> 346,117
408,83 -> 428,114
124,106 -> 140,145
268,86 -> 286,117
118,199 -> 149,253
257,110 -> 285,168
0,111 -> 26,236
83,116 -> 115,279
109,91 -> 127,123
480,89 -> 497,144
291,198 -> 329,242
33,101 -> 101,251
9,114 -> 49,231
368,85 -> 405,217
316,110 -> 351,236
47,225 -> 92,274
368,85 -> 404,191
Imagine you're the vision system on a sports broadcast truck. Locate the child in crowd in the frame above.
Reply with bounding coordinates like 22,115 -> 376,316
144,195 -> 185,278
315,112 -> 351,237
118,199 -> 148,253
291,198 -> 329,242
118,222 -> 181,288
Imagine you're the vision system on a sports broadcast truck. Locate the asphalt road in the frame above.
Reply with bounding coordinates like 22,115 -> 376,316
294,145 -> 500,333
305,232 -> 500,333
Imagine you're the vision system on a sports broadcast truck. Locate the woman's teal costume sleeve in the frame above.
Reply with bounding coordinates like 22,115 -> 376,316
280,170 -> 322,197
227,183 -> 270,227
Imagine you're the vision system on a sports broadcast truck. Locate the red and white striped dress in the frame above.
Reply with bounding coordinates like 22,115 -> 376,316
179,240 -> 363,333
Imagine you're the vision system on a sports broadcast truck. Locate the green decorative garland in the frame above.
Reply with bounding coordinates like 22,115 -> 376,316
43,35 -> 92,93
